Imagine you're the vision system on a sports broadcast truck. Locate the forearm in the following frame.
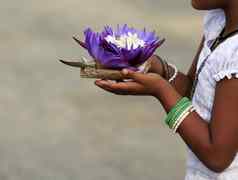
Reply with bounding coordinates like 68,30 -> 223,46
154,78 -> 233,172
149,55 -> 193,97
171,71 -> 193,97
150,37 -> 205,97
177,113 -> 229,172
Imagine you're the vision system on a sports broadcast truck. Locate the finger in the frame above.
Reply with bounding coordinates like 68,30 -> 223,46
121,69 -> 149,84
113,82 -> 146,95
95,80 -> 128,95
95,80 -> 115,92
96,80 -> 145,95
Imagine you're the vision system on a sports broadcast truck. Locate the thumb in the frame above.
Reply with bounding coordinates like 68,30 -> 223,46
121,69 -> 147,83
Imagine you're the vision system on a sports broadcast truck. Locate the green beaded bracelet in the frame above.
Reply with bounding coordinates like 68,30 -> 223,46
168,101 -> 192,129
165,97 -> 189,125
169,102 -> 190,129
165,97 -> 192,129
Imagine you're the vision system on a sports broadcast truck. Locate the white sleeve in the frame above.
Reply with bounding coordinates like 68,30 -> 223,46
212,42 -> 238,82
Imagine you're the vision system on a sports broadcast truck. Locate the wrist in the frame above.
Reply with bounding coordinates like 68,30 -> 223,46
149,55 -> 164,75
152,78 -> 182,112
152,55 -> 171,81
149,55 -> 178,83
152,77 -> 168,99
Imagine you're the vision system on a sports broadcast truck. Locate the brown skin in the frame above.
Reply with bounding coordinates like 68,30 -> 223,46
95,0 -> 238,173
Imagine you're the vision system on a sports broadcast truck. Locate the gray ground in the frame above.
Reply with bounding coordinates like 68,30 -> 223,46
0,0 -> 203,179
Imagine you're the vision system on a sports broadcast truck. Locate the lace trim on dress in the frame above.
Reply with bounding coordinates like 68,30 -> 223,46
213,70 -> 238,82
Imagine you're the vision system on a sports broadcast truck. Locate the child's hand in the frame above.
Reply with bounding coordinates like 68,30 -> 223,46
95,69 -> 164,97
147,55 -> 164,76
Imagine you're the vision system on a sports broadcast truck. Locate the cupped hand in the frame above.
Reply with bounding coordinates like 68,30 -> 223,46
95,69 -> 164,97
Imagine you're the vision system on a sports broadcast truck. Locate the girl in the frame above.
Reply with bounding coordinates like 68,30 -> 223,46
95,0 -> 238,179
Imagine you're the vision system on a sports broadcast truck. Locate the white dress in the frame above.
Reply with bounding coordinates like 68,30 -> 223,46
185,9 -> 238,180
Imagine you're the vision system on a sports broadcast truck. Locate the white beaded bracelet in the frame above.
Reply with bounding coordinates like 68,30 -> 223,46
168,63 -> 178,83
172,106 -> 195,134
171,104 -> 193,130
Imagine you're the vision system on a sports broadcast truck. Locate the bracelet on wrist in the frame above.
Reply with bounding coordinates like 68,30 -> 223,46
165,97 -> 189,125
156,56 -> 168,79
160,58 -> 178,83
168,63 -> 178,83
164,97 -> 195,133
173,106 -> 195,133
154,55 -> 179,83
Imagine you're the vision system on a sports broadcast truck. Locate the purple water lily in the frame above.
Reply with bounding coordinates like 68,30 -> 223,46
78,24 -> 165,71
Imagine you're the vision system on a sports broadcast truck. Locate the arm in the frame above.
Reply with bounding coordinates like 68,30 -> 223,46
153,75 -> 238,173
149,36 -> 204,97
149,37 -> 238,172
95,36 -> 238,173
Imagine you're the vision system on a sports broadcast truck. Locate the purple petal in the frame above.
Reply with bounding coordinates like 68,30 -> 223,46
85,29 -> 109,62
138,30 -> 158,43
84,28 -> 95,58
115,24 -> 130,36
136,40 -> 164,64
100,38 -> 120,55
97,50 -> 129,69
120,47 -> 142,65
101,26 -> 114,38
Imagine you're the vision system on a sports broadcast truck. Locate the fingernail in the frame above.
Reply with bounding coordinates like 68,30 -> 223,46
107,80 -> 115,84
95,81 -> 100,86
122,69 -> 129,75
100,81 -> 108,85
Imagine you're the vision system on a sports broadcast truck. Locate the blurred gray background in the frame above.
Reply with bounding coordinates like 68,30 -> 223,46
0,0 -> 203,179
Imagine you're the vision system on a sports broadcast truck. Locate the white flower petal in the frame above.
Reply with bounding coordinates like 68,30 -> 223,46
104,33 -> 145,50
